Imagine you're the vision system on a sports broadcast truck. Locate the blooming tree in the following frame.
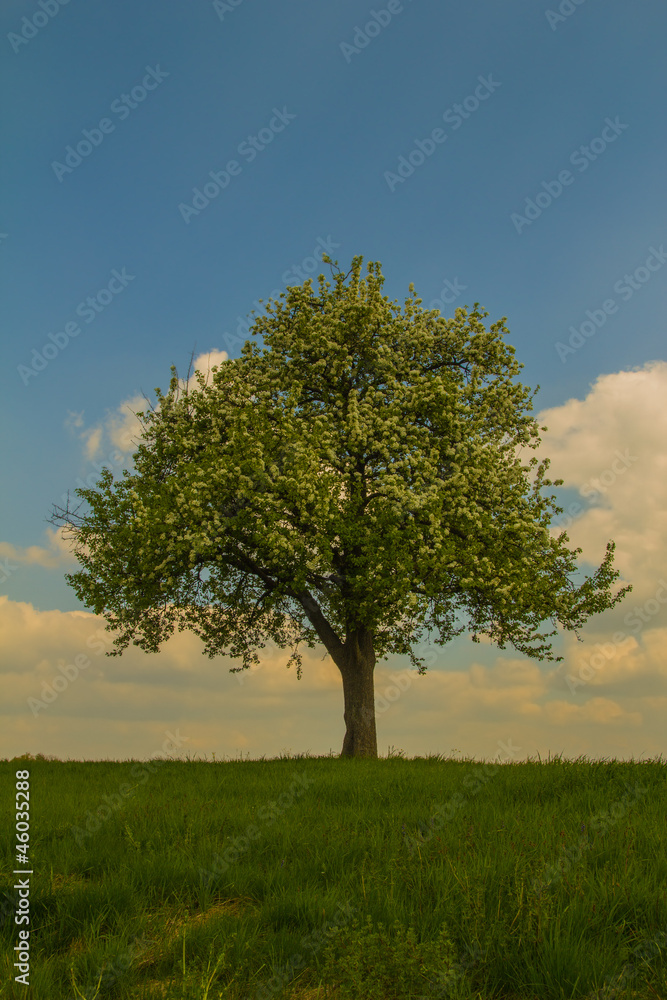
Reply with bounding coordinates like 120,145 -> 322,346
51,256 -> 631,757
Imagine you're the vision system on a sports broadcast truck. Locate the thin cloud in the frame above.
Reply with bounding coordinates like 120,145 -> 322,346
0,526 -> 78,570
1,596 -> 666,762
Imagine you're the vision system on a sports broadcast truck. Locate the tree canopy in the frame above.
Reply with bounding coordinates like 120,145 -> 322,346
51,255 -> 632,756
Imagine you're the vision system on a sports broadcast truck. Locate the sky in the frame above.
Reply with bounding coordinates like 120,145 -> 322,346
1,0 -> 666,764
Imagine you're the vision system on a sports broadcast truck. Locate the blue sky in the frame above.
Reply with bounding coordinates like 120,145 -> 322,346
1,0 -> 666,763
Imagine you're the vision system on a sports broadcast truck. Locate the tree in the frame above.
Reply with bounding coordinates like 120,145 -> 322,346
50,256 -> 632,758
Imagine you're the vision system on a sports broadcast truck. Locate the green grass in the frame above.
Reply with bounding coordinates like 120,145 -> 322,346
1,747 -> 666,999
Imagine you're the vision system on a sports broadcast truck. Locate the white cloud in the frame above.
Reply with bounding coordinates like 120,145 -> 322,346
1,350 -> 233,579
1,595 -> 666,764
187,349 -> 230,386
64,394 -> 145,464
106,393 -> 148,455
3,361 -> 667,763
83,426 -> 103,461
64,349 -> 230,467
0,526 -> 78,570
532,361 -> 667,605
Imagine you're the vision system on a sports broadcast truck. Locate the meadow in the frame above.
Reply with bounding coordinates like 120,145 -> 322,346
1,748 -> 665,1000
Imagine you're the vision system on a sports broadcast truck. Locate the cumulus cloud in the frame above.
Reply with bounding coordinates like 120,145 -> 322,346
64,395 -> 145,466
0,350 -> 231,582
0,526 -> 78,570
185,349 -> 230,386
63,349 -> 230,466
3,360 -> 667,763
106,393 -> 149,455
0,595 -> 345,760
1,594 -> 666,763
531,361 -> 667,605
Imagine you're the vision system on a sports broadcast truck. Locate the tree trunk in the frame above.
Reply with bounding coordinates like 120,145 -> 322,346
293,589 -> 378,759
335,627 -> 378,758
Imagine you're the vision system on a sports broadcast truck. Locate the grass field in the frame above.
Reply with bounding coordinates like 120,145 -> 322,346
1,747 -> 666,1000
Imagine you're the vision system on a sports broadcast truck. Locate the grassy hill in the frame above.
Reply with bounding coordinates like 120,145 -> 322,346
1,749 -> 665,999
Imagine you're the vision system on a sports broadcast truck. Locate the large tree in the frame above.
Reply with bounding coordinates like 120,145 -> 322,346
51,256 -> 631,758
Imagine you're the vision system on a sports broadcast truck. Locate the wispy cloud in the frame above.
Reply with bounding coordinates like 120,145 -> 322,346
0,526 -> 78,570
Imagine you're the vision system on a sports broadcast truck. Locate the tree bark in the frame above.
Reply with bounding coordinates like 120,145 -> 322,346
335,628 -> 378,758
294,589 -> 378,758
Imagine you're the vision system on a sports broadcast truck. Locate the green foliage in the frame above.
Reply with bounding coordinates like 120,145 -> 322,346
319,913 -> 459,999
52,254 -> 632,681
